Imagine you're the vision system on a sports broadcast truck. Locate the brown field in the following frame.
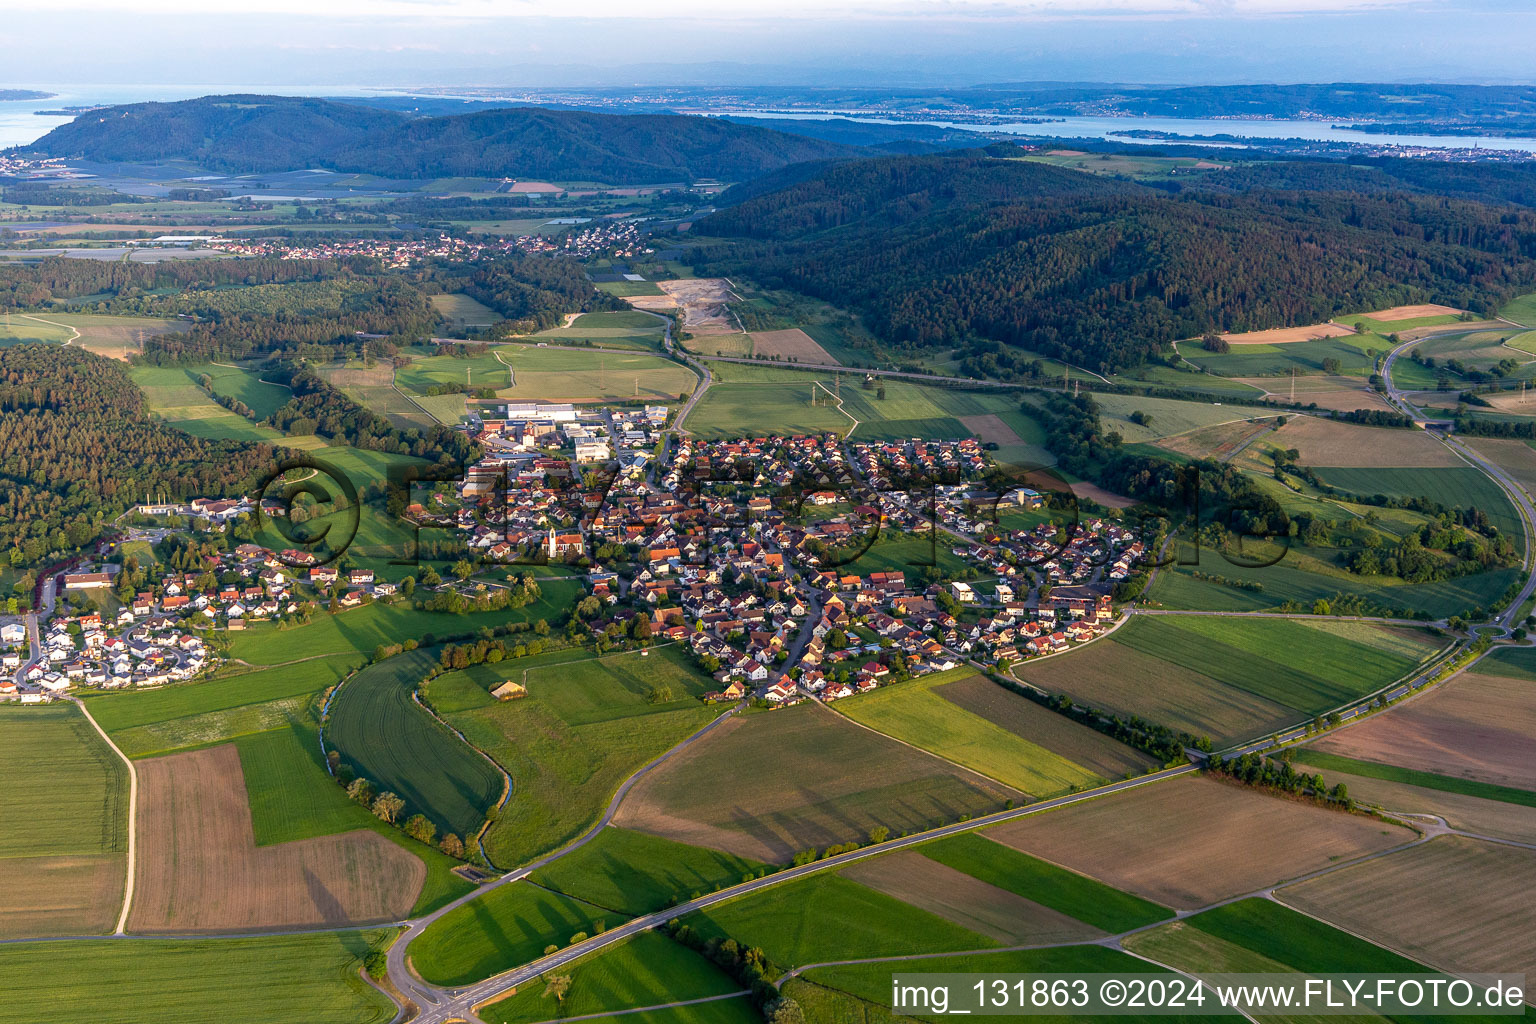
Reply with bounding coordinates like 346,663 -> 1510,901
936,675 -> 1156,781
1069,481 -> 1136,508
74,318 -> 187,359
1219,323 -> 1356,345
0,854 -> 124,938
840,851 -> 1104,945
624,293 -> 682,313
317,364 -> 395,388
1473,391 -> 1536,416
1234,376 -> 1396,414
1281,836 -> 1536,998
612,702 -> 1022,862
129,745 -> 424,933
1314,769 -> 1536,845
1362,304 -> 1465,321
1156,419 -> 1276,461
987,775 -> 1415,910
655,278 -> 739,334
1016,640 -> 1299,745
1311,670 -> 1536,790
1466,437 -> 1536,494
748,328 -> 836,364
1269,415 -> 1460,468
958,413 -> 1023,447
504,180 -> 563,193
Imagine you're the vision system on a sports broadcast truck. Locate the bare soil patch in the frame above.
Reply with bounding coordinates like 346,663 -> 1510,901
656,278 -> 739,334
504,181 -> 563,194
1156,419 -> 1275,461
958,413 -> 1023,447
1270,416 -> 1460,468
1311,670 -> 1536,790
0,854 -> 123,937
1281,836 -> 1536,1000
130,745 -> 424,933
840,850 -> 1105,945
623,294 -> 682,313
1017,641 -> 1299,746
1219,323 -> 1356,345
986,775 -> 1413,910
1363,304 -> 1465,320
1068,481 -> 1136,508
749,328 -> 836,364
318,365 -> 395,388
613,703 -> 1021,863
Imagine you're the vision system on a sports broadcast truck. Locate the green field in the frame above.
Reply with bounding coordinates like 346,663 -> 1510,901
1499,290 -> 1536,328
1184,898 -> 1427,974
396,349 -> 510,393
0,931 -> 396,1024
687,872 -> 997,969
918,833 -> 1172,932
481,932 -> 744,1024
531,310 -> 668,350
0,705 -> 127,858
432,292 -> 503,327
833,673 -> 1103,796
1309,466 -> 1524,542
839,531 -> 974,581
409,881 -> 620,986
326,648 -> 504,839
529,827 -> 771,917
228,586 -> 579,664
1291,749 -> 1536,807
1092,392 -> 1265,442
444,646 -> 719,867
1112,615 -> 1433,715
1179,335 -> 1384,379
130,362 -> 292,441
687,382 -> 856,438
498,345 -> 696,403
1481,644 -> 1536,681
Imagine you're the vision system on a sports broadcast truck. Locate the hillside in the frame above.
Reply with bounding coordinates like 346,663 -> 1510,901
19,95 -> 859,183
694,153 -> 1536,372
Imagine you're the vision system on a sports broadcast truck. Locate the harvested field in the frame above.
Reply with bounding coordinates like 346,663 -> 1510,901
986,775 -> 1414,909
1233,375 -> 1395,413
1363,304 -> 1464,321
613,702 -> 1020,863
1069,481 -> 1136,508
1465,437 -> 1536,495
1280,836 -> 1536,998
839,851 -> 1104,945
1220,322 -> 1356,345
1307,768 -> 1536,845
1,854 -> 123,938
935,675 -> 1156,781
1156,419 -> 1276,461
959,413 -> 1022,446
748,328 -> 836,364
1473,390 -> 1536,415
129,745 -> 424,933
1269,415 -> 1460,468
1016,637 -> 1299,745
1310,670 -> 1536,791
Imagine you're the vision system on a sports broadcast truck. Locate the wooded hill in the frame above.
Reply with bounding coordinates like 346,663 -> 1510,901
20,95 -> 858,183
693,153 -> 1536,372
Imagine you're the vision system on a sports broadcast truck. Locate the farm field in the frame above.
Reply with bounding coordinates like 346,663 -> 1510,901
689,871 -> 997,969
613,702 -> 1021,863
326,648 -> 503,840
985,775 -> 1414,909
1220,321 -> 1356,345
1281,836 -> 1536,998
0,310 -> 187,358
1180,335 -> 1383,378
1310,465 -> 1523,540
443,646 -> 720,867
227,585 -> 579,664
935,675 -> 1157,780
129,361 -> 292,441
832,671 -> 1105,795
748,327 -> 836,363
1269,415 -> 1461,467
1090,392 -> 1261,443
687,381 -> 855,438
1288,765 -> 1536,844
128,744 -> 424,932
840,850 -> 1104,945
497,345 -> 696,403
529,827 -> 771,917
0,705 -> 127,937
396,348 -> 510,392
409,881 -> 619,986
1109,614 -> 1437,716
1347,304 -> 1465,332
1234,374 -> 1395,412
1465,437 -> 1536,497
1291,748 -> 1536,808
791,943 -> 1237,1024
0,931 -> 396,1024
479,932 -> 744,1024
1015,637 -> 1299,745
532,309 -> 667,350
916,831 -> 1172,932
431,292 -> 502,328
1154,417 -> 1277,461
1184,897 -> 1427,974
313,362 -> 437,430
1307,668 -> 1536,792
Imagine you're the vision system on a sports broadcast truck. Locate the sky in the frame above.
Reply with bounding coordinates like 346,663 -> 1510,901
2,0 -> 1532,90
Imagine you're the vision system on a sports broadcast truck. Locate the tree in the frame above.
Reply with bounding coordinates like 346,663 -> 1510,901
544,975 -> 572,1004
765,998 -> 805,1024
1321,357 -> 1343,375
1312,598 -> 1331,616
371,791 -> 405,824
439,832 -> 464,858
346,777 -> 375,806
451,558 -> 475,581
404,814 -> 437,845
868,826 -> 889,844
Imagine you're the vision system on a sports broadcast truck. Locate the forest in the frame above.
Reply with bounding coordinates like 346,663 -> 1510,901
0,346 -> 271,560
694,153 -> 1536,372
